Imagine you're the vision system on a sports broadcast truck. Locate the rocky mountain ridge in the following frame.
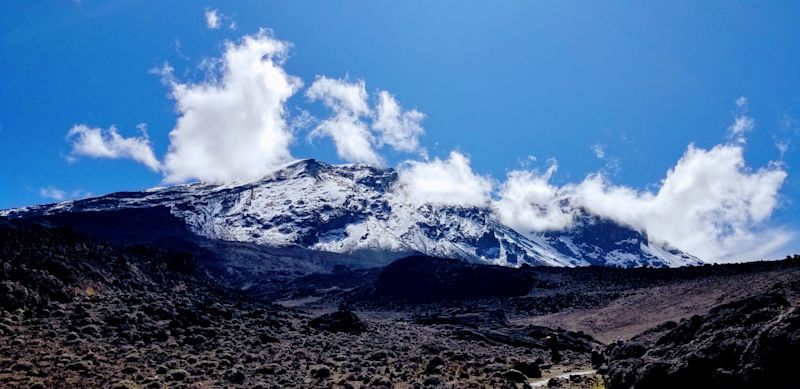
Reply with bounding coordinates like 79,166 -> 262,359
1,159 -> 700,268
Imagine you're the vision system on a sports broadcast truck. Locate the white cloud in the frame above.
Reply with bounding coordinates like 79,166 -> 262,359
39,187 -> 66,201
66,30 -> 423,181
735,96 -> 748,108
603,157 -> 622,177
306,76 -> 383,165
590,143 -> 621,175
729,116 -> 755,142
493,162 -> 575,233
289,108 -> 316,132
569,144 -> 789,262
39,187 -> 92,202
55,29 -> 793,263
204,9 -> 221,29
517,155 -> 537,168
306,78 -> 427,164
204,9 -> 236,30
174,39 -> 190,60
373,90 -> 425,153
776,139 -> 789,159
591,143 -> 605,159
161,29 -> 302,183
394,151 -> 493,207
67,124 -> 161,171
728,96 -> 755,144
491,138 -> 790,261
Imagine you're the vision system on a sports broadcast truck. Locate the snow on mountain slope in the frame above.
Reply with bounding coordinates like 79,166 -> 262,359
1,159 -> 701,268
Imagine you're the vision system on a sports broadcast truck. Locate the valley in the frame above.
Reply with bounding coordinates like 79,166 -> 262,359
1,219 -> 798,388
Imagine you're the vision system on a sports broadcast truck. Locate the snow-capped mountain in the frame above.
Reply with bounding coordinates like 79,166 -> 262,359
1,159 -> 701,268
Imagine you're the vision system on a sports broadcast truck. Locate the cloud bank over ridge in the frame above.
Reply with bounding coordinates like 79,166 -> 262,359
63,24 -> 792,262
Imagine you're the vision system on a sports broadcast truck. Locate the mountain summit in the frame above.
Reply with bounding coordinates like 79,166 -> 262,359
1,159 -> 700,268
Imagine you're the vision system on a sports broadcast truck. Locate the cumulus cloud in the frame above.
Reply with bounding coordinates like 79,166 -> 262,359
570,144 -> 789,262
385,103 -> 789,262
483,98 -> 790,261
307,77 -> 426,165
306,76 -> 381,165
66,29 -> 424,181
161,29 -> 302,183
491,142 -> 789,261
55,27 -> 792,262
373,91 -> 425,153
493,162 -> 576,233
67,124 -> 161,171
394,151 -> 493,207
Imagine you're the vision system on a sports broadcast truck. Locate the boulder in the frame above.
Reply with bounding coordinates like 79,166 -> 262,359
308,305 -> 366,334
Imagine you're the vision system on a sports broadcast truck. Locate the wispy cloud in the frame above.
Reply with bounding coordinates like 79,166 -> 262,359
728,96 -> 755,144
590,142 -> 621,176
39,187 -> 92,202
591,143 -> 605,159
174,39 -> 189,60
204,8 -> 236,30
776,139 -> 790,159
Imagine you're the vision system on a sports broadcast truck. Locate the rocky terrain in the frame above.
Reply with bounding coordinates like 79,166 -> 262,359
2,218 -> 799,388
605,289 -> 800,388
0,220 -> 598,388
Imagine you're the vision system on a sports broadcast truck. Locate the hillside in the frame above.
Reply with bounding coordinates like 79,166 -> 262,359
1,159 -> 700,269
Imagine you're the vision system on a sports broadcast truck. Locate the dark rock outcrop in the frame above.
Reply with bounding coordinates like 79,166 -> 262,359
365,255 -> 536,303
308,304 -> 367,334
605,291 -> 800,389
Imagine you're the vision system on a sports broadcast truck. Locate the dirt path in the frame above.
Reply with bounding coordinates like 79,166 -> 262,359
518,267 -> 800,343
529,369 -> 597,387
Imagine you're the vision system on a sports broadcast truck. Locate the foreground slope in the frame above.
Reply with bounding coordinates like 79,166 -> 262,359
606,290 -> 800,389
1,159 -> 699,268
2,220 -> 797,388
0,220 -> 598,388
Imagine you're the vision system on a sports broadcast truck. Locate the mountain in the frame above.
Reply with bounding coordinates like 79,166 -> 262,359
0,159 -> 700,269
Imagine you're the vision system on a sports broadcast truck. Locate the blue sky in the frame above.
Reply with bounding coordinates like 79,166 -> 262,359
1,1 -> 798,259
